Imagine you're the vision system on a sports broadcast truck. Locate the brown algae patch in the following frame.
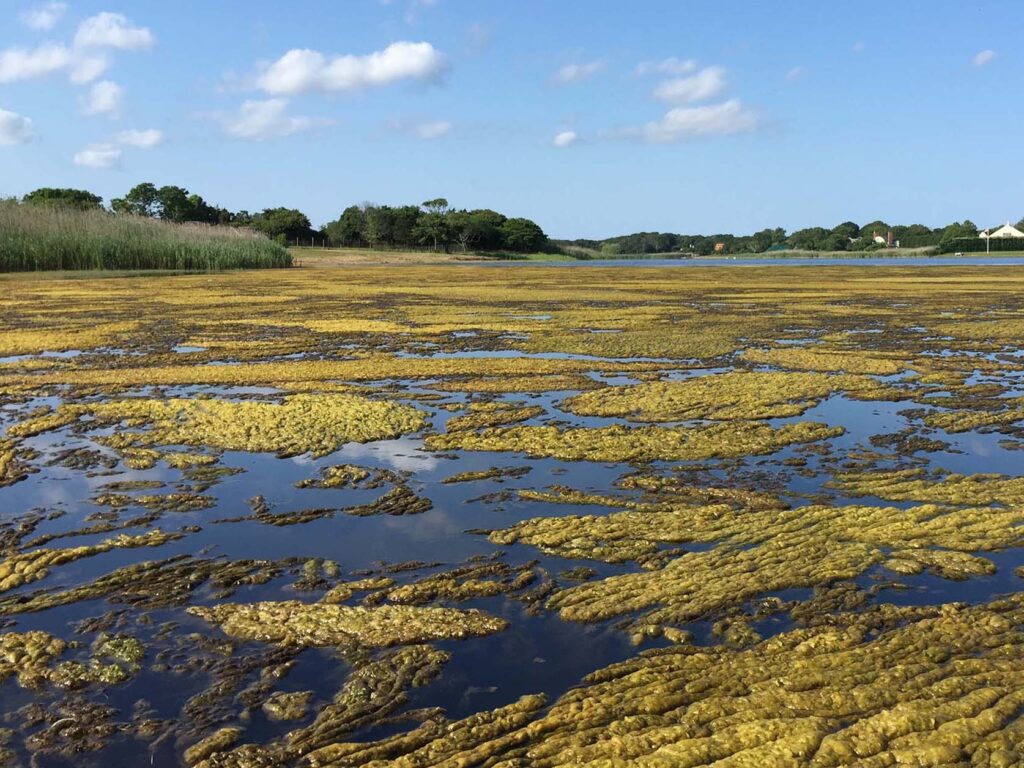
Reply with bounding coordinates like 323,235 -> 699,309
187,601 -> 507,648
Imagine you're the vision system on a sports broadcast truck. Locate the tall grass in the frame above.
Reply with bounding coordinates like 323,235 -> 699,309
0,201 -> 292,271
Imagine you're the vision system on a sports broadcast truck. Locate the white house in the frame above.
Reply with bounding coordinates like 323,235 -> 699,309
980,222 -> 1024,239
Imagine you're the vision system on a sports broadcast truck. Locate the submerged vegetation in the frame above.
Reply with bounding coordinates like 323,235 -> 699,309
0,199 -> 291,272
5,264 -> 1024,764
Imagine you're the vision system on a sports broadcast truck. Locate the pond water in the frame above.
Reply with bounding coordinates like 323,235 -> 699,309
4,266 -> 1024,765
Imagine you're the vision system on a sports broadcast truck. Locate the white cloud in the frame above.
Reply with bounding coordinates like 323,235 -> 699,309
640,99 -> 760,143
0,108 -> 35,145
221,98 -> 318,140
257,42 -> 447,94
552,59 -> 605,85
785,66 -> 806,82
73,142 -> 121,168
652,66 -> 726,103
634,57 -> 697,76
68,53 -> 110,84
20,2 -> 67,30
81,80 -> 123,116
973,49 -> 996,68
414,120 -> 452,139
552,130 -> 577,148
116,128 -> 164,148
0,43 -> 71,83
74,12 -> 155,50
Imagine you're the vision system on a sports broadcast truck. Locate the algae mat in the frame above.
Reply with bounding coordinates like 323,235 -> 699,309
4,265 -> 1024,766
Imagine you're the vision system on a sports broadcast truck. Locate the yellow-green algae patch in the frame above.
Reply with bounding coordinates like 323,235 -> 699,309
832,468 -> 1024,506
742,346 -> 910,375
562,370 -> 895,422
12,394 -> 427,458
0,530 -> 181,593
426,421 -> 842,462
291,596 -> 1024,767
492,500 -> 1024,628
187,601 -> 507,648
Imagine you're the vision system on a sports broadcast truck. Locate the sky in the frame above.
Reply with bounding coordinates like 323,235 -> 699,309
0,0 -> 1021,239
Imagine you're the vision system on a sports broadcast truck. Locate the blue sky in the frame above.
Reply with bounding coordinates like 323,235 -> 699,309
0,1 -> 1020,238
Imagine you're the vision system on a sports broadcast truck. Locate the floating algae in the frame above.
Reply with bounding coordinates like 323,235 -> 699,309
11,393 -> 428,458
426,421 -> 843,463
832,468 -> 1024,506
0,530 -> 181,593
187,601 -> 507,648
492,499 -> 1024,629
561,370 -> 896,422
0,631 -> 67,689
441,465 -> 531,484
9,267 -> 1024,765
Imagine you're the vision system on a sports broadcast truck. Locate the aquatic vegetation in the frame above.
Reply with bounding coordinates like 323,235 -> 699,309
742,346 -> 910,375
441,465 -> 531,484
0,530 -> 181,593
14,394 -> 428,457
187,601 -> 508,648
832,468 -> 1024,506
293,596 -> 1024,767
0,631 -> 67,689
296,464 -> 372,489
262,691 -> 313,722
345,484 -> 433,517
493,499 -> 1024,630
0,439 -> 34,486
432,374 -> 603,392
8,266 -> 1024,765
427,421 -> 843,462
444,403 -> 545,431
562,371 -> 893,421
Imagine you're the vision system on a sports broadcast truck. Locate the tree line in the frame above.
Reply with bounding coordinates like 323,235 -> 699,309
15,186 -> 554,254
564,218 -> 1021,256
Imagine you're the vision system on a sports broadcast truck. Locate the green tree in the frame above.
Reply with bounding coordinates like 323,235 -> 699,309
252,208 -> 315,242
414,198 -> 451,251
324,206 -> 365,246
111,183 -> 160,217
22,187 -> 103,210
500,217 -> 547,252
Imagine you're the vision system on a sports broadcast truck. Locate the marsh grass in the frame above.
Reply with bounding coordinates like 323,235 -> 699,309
0,201 -> 291,272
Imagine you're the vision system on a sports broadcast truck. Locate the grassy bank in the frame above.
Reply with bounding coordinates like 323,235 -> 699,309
0,201 -> 291,272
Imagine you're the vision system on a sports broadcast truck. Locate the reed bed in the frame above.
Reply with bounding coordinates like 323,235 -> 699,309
0,201 -> 291,271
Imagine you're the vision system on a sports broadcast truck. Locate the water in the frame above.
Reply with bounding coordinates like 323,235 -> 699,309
3,357 -> 1024,765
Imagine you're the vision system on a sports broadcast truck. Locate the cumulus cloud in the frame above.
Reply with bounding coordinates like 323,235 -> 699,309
552,130 -> 577,148
973,49 -> 996,67
652,66 -> 726,103
414,120 -> 452,139
0,12 -> 151,85
69,53 -> 110,84
0,43 -> 71,83
115,128 -> 164,148
74,12 -> 155,50
256,42 -> 447,94
0,108 -> 35,145
221,98 -> 319,140
20,2 -> 67,30
639,99 -> 759,142
73,142 -> 121,168
81,80 -> 123,116
634,57 -> 697,76
552,59 -> 605,85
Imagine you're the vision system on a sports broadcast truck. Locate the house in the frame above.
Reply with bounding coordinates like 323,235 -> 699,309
872,231 -> 895,247
980,222 -> 1024,239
